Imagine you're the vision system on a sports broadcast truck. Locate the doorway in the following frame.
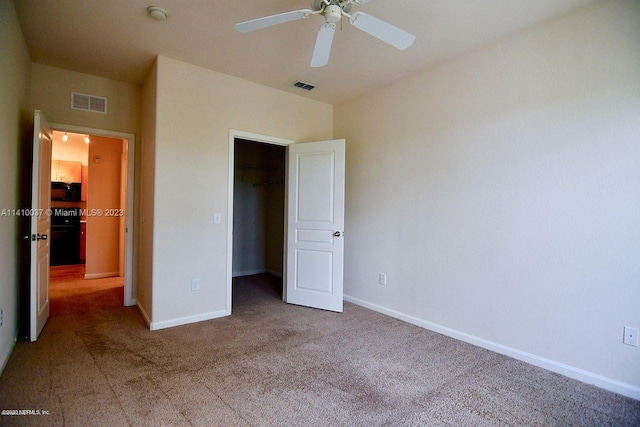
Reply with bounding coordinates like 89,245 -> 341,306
50,123 -> 135,306
227,130 -> 294,314
233,140 -> 286,276
232,139 -> 286,307
227,130 -> 346,315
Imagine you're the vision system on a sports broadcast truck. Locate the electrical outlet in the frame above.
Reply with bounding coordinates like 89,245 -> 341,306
379,273 -> 387,286
191,278 -> 200,291
623,326 -> 639,347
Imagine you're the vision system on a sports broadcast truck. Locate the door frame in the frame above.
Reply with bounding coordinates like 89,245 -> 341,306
50,122 -> 136,307
226,129 -> 294,315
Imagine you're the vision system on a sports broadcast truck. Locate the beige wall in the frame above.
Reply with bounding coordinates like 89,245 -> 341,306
86,136 -> 123,278
0,0 -> 32,374
146,55 -> 332,328
30,63 -> 140,135
334,0 -> 640,396
138,59 -> 157,323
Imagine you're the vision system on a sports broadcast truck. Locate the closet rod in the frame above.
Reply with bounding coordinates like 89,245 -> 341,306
235,164 -> 270,171
252,180 -> 284,188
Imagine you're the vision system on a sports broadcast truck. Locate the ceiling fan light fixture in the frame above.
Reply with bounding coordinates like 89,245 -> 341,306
147,6 -> 168,21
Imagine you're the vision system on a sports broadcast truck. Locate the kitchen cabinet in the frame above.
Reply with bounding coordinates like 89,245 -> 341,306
51,160 -> 82,182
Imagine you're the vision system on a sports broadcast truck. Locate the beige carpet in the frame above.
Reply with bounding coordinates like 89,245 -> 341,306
0,271 -> 638,426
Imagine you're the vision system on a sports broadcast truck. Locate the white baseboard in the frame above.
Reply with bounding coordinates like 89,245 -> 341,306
232,269 -> 267,277
0,338 -> 16,378
233,269 -> 282,278
136,302 -> 152,328
266,270 -> 283,278
149,309 -> 228,331
344,294 -> 640,401
84,272 -> 120,280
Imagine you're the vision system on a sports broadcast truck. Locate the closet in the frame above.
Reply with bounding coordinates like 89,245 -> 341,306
232,139 -> 286,279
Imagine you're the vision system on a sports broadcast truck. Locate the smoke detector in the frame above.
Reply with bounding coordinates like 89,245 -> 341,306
147,6 -> 168,21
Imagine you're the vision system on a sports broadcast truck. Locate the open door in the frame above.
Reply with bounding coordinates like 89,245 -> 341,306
29,110 -> 52,341
285,139 -> 345,312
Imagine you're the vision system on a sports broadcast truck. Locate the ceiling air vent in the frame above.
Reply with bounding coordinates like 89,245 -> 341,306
71,92 -> 108,114
292,80 -> 316,91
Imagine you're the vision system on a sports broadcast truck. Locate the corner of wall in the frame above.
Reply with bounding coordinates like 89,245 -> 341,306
137,58 -> 159,327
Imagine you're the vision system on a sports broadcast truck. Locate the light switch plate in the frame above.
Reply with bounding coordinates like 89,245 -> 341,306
214,213 -> 222,224
623,326 -> 639,347
379,273 -> 387,286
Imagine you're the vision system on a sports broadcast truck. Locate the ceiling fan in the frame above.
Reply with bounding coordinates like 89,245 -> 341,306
235,0 -> 416,67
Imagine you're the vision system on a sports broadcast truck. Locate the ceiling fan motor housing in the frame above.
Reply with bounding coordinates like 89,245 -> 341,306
324,5 -> 342,23
311,0 -> 353,13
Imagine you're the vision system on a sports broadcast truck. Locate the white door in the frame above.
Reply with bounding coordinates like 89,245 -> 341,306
30,110 -> 52,341
285,139 -> 345,312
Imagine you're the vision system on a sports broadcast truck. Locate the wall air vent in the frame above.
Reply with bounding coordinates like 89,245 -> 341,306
71,92 -> 108,114
292,80 -> 316,91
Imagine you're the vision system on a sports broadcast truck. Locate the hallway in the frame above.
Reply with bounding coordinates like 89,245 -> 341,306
49,265 -> 125,318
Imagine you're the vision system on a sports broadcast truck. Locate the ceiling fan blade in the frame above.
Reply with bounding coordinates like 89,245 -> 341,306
235,9 -> 313,33
311,23 -> 336,67
349,12 -> 415,50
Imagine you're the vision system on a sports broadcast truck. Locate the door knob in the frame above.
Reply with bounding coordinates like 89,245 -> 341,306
333,231 -> 341,237
37,234 -> 48,241
28,234 -> 48,241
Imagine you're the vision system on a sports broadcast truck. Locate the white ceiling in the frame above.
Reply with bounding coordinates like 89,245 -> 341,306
14,0 -> 598,105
